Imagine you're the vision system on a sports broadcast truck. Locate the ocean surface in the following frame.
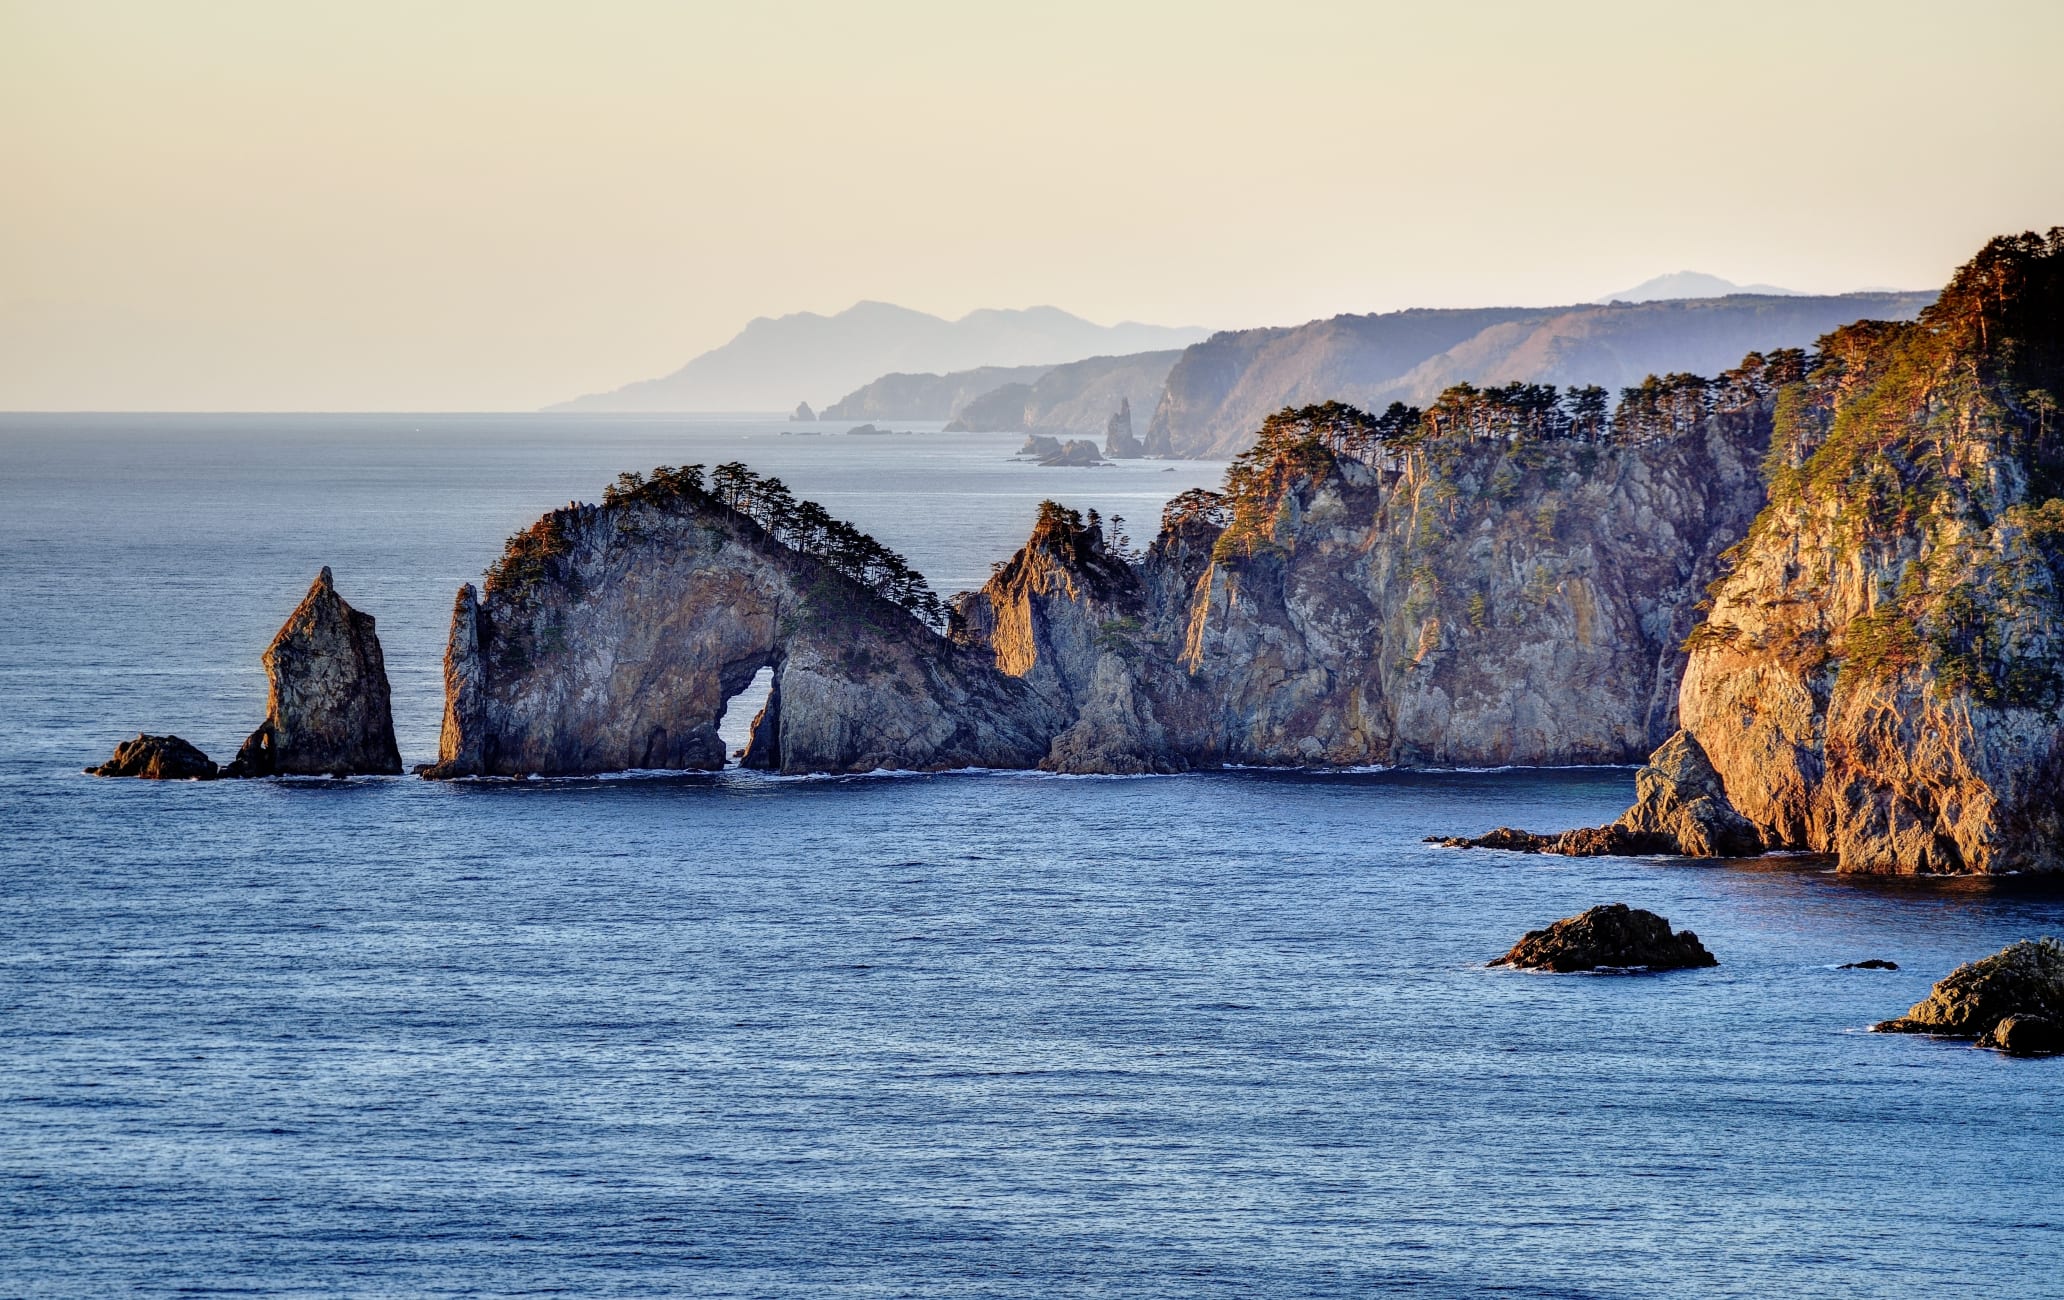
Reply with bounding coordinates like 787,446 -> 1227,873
3,413 -> 2061,1298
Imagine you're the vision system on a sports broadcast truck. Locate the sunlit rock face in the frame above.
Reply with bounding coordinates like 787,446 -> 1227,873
426,487 -> 1057,778
225,567 -> 402,777
1666,232 -> 2064,874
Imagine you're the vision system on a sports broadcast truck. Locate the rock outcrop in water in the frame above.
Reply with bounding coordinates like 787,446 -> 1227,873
425,466 -> 1057,777
87,733 -> 219,780
1105,398 -> 1144,458
224,568 -> 403,777
1488,903 -> 1717,972
1875,939 -> 2064,1054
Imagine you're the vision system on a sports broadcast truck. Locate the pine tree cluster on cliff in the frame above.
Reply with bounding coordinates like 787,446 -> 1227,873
1161,356 -> 1809,558
490,460 -> 947,630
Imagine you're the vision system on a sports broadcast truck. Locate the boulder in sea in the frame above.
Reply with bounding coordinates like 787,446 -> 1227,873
1873,939 -> 2064,1051
1037,439 -> 1105,467
87,733 -> 218,780
1489,903 -> 1718,972
1840,959 -> 1899,970
224,567 -> 403,777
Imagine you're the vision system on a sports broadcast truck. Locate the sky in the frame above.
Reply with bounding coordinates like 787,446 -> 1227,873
4,0 -> 2062,411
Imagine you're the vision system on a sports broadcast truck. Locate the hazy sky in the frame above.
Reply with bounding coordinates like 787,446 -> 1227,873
5,0 -> 2062,410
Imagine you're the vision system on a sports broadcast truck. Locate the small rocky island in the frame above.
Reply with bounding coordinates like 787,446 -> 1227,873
1489,904 -> 1718,972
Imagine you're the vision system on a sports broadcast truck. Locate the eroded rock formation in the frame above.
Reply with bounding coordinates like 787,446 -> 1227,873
425,471 -> 1057,777
224,568 -> 403,777
1488,903 -> 1717,972
960,391 -> 1772,770
87,734 -> 218,780
1105,398 -> 1144,458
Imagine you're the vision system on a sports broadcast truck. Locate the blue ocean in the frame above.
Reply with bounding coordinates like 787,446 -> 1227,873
3,414 -> 2060,1298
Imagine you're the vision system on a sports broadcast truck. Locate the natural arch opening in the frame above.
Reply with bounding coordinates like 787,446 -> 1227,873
717,665 -> 775,768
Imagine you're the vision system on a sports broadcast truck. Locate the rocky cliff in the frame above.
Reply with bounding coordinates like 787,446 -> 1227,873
958,387 -> 1775,770
426,466 -> 1058,777
225,568 -> 402,777
1654,231 -> 2064,873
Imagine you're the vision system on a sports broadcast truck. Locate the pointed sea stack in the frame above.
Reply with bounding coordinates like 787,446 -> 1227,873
224,568 -> 403,777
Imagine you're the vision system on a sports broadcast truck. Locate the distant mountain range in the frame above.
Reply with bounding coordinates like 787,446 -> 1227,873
549,302 -> 1210,412
1144,291 -> 1936,457
1598,271 -> 1802,302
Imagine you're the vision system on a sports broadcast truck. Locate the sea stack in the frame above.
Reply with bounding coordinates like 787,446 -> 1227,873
793,400 -> 816,421
1104,398 -> 1145,458
224,568 -> 403,777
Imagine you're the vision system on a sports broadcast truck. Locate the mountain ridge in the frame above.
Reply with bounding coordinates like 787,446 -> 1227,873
550,303 -> 1209,413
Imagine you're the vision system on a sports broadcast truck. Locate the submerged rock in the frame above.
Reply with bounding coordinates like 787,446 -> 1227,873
1840,959 -> 1900,970
223,568 -> 403,778
1874,939 -> 2064,1050
1489,903 -> 1718,972
1430,827 -> 1557,853
87,733 -> 218,780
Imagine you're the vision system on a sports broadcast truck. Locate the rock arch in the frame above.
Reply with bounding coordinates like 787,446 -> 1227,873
425,494 -> 1057,778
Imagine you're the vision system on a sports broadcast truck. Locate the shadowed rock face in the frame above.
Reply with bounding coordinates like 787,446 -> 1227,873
224,568 -> 402,777
1875,939 -> 2064,1054
426,490 -> 1059,778
1489,903 -> 1718,973
87,734 -> 218,780
959,407 -> 1769,772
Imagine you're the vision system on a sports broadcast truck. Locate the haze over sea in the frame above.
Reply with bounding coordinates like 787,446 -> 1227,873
4,414 -> 2061,1298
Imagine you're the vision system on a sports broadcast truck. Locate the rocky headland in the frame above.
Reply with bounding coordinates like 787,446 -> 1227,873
1443,230 -> 2064,873
427,230 -> 2064,877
